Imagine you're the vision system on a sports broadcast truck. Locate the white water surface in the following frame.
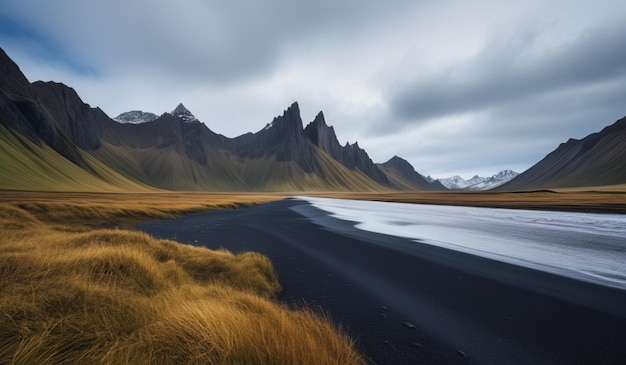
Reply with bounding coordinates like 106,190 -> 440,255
296,197 -> 626,289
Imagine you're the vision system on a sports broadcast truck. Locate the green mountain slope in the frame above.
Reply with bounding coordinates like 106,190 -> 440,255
0,125 -> 151,192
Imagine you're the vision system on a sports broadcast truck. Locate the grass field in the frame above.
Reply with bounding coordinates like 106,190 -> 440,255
312,188 -> 626,214
0,192 -> 364,364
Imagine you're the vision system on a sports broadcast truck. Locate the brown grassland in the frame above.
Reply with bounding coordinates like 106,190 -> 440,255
0,192 -> 364,365
312,185 -> 626,214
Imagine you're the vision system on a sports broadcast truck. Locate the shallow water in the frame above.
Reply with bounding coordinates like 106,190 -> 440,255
297,196 -> 626,289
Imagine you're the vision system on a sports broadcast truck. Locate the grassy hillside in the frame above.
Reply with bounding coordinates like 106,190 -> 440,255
378,165 -> 427,191
93,142 -> 250,191
0,192 -> 364,364
0,125 -> 150,192
93,140 -> 389,192
238,152 -> 389,192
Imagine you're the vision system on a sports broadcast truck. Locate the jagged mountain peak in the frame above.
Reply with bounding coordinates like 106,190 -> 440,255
494,169 -> 518,179
170,103 -> 198,123
172,102 -> 189,114
286,101 -> 300,113
313,111 -> 327,125
304,110 -> 337,148
266,101 -> 300,126
268,101 -> 303,133
231,101 -> 313,171
304,111 -> 333,133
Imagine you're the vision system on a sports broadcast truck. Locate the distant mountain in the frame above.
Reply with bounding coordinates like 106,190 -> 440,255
438,176 -> 466,190
379,156 -> 445,190
439,170 -> 519,190
0,47 -> 443,192
498,117 -> 626,190
114,110 -> 158,124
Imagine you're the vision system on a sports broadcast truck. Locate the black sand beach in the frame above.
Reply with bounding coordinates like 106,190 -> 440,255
139,199 -> 626,364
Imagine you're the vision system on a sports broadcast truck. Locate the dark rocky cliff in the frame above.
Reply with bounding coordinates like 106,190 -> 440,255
0,49 -> 102,168
304,112 -> 389,185
232,102 -> 319,172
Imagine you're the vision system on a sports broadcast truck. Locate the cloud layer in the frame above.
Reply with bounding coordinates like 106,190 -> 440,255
1,0 -> 625,178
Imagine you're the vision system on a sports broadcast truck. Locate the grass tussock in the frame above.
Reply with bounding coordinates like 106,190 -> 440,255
0,193 -> 364,365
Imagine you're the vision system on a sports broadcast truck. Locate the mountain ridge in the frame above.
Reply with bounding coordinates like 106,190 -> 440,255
2,47 -> 624,192
439,170 -> 519,191
0,48 -> 439,192
498,117 -> 626,190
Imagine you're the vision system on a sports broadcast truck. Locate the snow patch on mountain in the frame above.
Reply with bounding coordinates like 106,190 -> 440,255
114,110 -> 158,124
438,170 -> 519,190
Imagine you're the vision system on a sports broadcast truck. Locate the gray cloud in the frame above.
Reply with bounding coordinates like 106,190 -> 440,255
390,20 -> 626,124
2,0 -> 625,179
1,0 -> 421,84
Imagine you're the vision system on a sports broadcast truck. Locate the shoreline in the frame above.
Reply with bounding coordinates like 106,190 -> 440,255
304,191 -> 626,214
139,199 -> 626,364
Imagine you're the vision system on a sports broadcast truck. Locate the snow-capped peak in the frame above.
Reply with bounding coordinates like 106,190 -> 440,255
493,170 -> 518,180
113,110 -> 158,124
439,175 -> 468,189
171,103 -> 199,123
438,170 -> 519,190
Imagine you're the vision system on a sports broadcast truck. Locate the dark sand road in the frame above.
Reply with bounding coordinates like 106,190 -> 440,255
138,199 -> 626,364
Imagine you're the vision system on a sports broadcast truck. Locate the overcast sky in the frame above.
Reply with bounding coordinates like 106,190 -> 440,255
2,0 -> 625,178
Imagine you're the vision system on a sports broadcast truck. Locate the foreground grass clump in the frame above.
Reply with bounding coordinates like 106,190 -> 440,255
0,195 -> 364,365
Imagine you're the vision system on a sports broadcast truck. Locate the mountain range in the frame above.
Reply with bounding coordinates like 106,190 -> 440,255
0,48 -> 441,192
437,170 -> 519,191
1,47 -> 625,192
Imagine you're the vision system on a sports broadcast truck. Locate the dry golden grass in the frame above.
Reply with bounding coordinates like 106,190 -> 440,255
310,189 -> 626,214
0,192 -> 364,365
0,191 -> 283,229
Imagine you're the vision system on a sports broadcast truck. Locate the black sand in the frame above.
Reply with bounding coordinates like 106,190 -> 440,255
138,199 -> 626,364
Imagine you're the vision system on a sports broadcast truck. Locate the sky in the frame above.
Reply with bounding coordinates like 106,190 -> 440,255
1,0 -> 625,179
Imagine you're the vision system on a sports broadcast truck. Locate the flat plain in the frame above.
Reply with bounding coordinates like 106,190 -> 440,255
311,187 -> 626,213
